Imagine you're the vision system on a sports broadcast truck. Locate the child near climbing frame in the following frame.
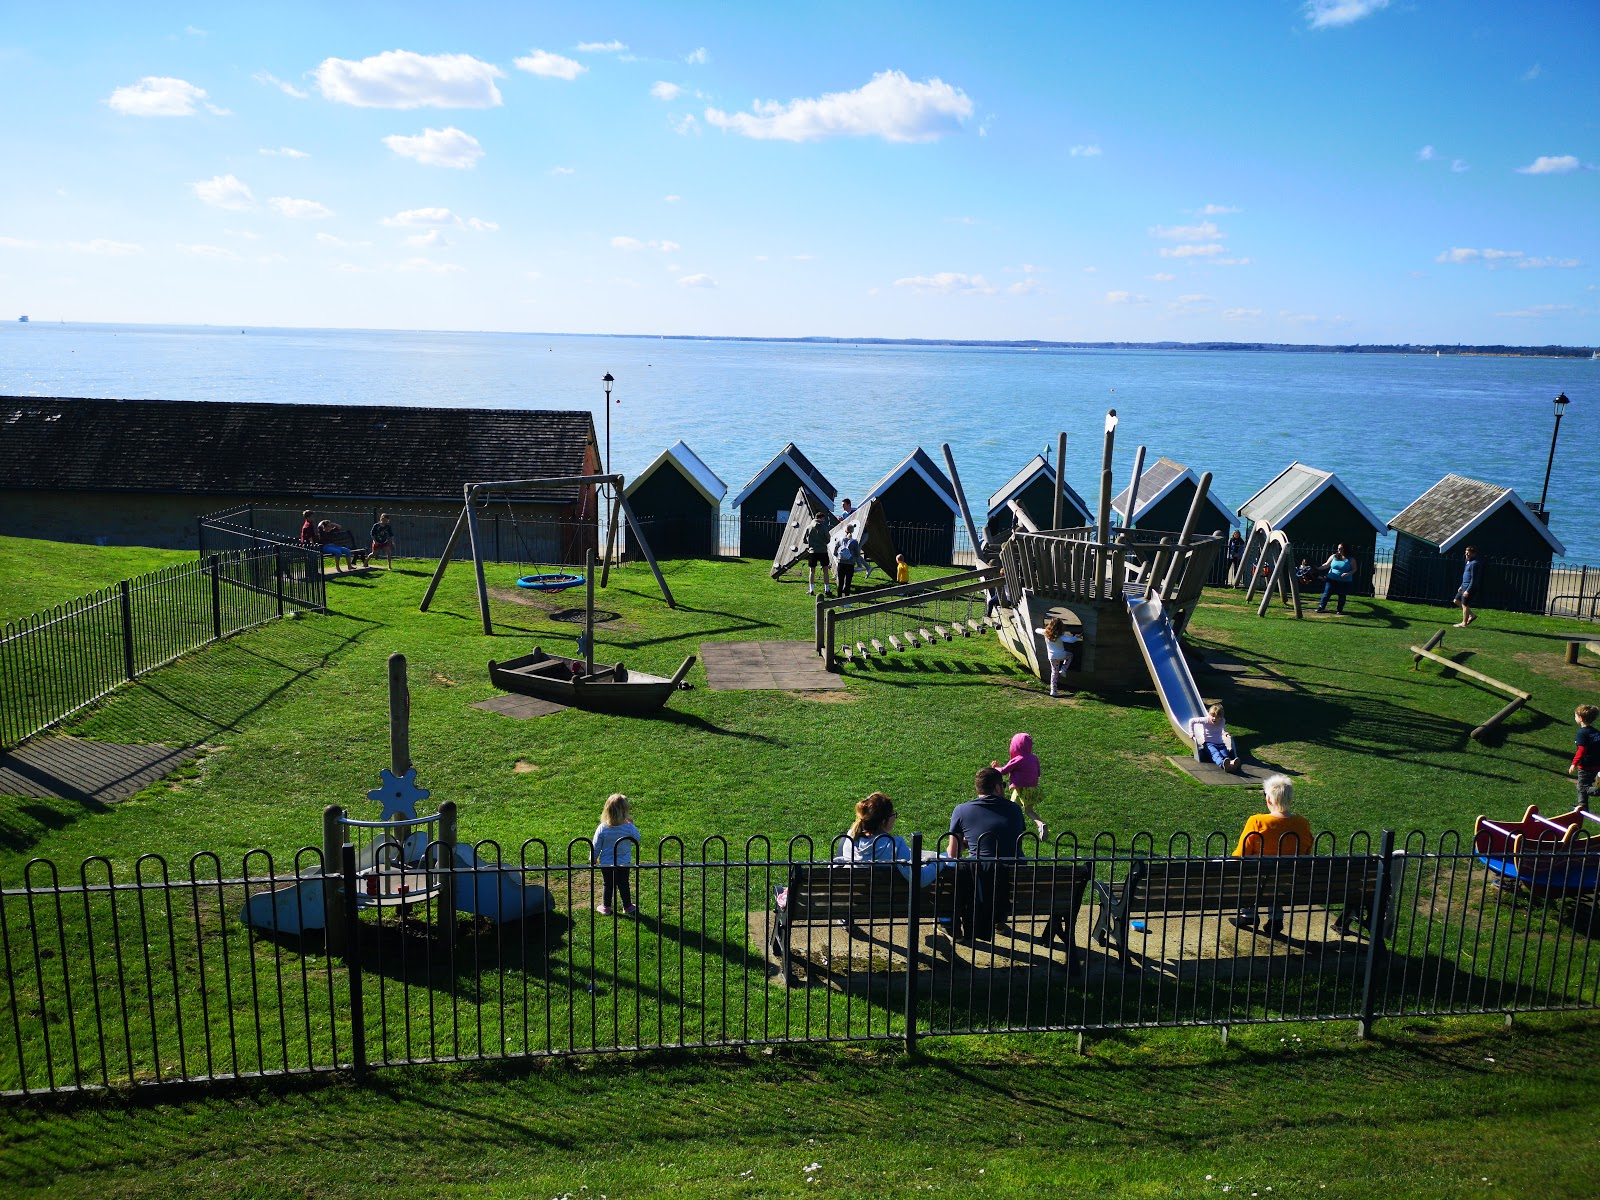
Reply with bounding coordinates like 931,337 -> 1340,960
1033,617 -> 1082,698
1569,704 -> 1600,811
895,554 -> 910,584
993,732 -> 1048,841
1189,702 -> 1241,774
591,793 -> 641,916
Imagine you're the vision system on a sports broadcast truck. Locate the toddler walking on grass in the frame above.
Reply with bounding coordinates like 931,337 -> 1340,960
993,732 -> 1048,841
591,793 -> 641,916
1033,617 -> 1081,698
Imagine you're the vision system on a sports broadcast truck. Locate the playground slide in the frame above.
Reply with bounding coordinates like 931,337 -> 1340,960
1126,589 -> 1208,749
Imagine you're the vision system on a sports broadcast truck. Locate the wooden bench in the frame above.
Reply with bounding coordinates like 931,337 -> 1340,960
1091,855 -> 1385,970
770,858 -> 1094,985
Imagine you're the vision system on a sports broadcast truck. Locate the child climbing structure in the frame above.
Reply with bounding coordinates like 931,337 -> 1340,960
992,411 -> 1225,747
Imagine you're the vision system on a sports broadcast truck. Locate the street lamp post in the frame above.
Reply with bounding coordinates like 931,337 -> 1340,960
602,373 -> 614,478
1537,392 -> 1570,523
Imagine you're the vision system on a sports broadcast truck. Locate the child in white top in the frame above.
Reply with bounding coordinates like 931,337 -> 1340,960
1033,616 -> 1082,698
1189,703 -> 1241,774
591,793 -> 641,916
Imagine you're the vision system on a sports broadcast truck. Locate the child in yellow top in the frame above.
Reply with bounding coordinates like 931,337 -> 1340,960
895,554 -> 910,584
1230,774 -> 1312,936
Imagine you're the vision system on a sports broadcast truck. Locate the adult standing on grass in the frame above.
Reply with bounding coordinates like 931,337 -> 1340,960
370,512 -> 394,569
835,524 -> 862,597
1455,545 -> 1480,628
803,512 -> 832,597
946,766 -> 1025,941
1316,543 -> 1358,614
1225,530 -> 1245,585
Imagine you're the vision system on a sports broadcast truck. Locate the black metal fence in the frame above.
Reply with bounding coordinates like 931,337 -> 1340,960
2,829 -> 1593,1097
0,547 -> 324,751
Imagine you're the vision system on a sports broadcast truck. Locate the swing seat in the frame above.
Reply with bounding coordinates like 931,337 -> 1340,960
517,573 -> 586,592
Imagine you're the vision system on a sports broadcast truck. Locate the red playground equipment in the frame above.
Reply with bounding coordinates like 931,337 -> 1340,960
1473,805 -> 1600,893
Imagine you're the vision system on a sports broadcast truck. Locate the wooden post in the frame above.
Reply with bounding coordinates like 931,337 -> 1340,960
585,550 -> 596,674
940,443 -> 984,563
1568,640 -> 1581,666
1124,445 -> 1147,531
1097,411 -> 1117,595
1472,695 -> 1529,742
388,653 -> 411,776
208,554 -> 224,642
1052,431 -> 1068,531
322,806 -> 345,954
600,491 -> 622,588
419,503 -> 470,613
1257,548 -> 1288,617
437,800 -> 458,947
1411,628 -> 1447,669
617,491 -> 676,609
464,487 -> 493,635
1162,471 -> 1212,597
119,578 -> 136,682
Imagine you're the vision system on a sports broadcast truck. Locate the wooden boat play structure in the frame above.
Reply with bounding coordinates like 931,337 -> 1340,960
488,647 -> 696,715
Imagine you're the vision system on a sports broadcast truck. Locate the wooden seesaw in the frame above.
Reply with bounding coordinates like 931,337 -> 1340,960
1409,628 -> 1531,742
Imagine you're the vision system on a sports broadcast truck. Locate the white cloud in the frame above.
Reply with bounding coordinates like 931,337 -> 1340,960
894,272 -> 995,295
791,253 -> 815,261
551,166 -> 577,176
259,146 -> 309,158
225,229 -> 261,240
1522,64 -> 1542,82
1518,256 -> 1581,269
1495,303 -> 1573,318
254,70 -> 308,99
1160,244 -> 1227,258
1223,308 -> 1262,320
1199,204 -> 1241,215
651,81 -> 683,101
1104,291 -> 1148,305
383,126 -> 484,168
685,47 -> 709,65
706,70 -> 972,143
403,229 -> 448,248
1082,266 -> 1097,273
383,208 -> 458,228
463,217 -> 498,232
179,243 -> 239,260
396,257 -> 465,273
514,50 -> 586,81
1436,247 -> 1546,267
1304,0 -> 1390,30
1007,279 -> 1048,296
611,235 -> 644,250
671,114 -> 701,136
192,174 -> 255,210
1417,145 -> 1435,161
68,239 -> 142,255
1516,154 -> 1581,175
1451,159 -> 1469,173
1151,221 -> 1223,241
663,193 -> 681,203
1068,144 -> 1101,157
269,196 -> 332,219
1279,309 -> 1320,323
0,236 -> 40,249
1214,257 -> 1253,266
1150,272 -> 1176,282
1176,293 -> 1214,305
658,240 -> 681,253
677,273 -> 716,288
577,41 -> 628,53
314,51 -> 504,109
108,76 -> 226,117
316,232 -> 369,247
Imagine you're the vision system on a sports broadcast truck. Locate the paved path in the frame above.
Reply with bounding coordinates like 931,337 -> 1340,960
0,738 -> 202,803
700,641 -> 846,691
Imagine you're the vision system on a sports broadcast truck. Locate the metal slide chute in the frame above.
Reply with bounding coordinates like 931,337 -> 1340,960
1126,588 -> 1208,748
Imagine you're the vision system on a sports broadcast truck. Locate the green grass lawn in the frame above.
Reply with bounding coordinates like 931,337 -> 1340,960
2,539 -> 1599,1195
0,536 -> 194,623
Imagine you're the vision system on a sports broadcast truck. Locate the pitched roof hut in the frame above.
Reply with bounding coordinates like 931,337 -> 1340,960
986,455 -> 1092,541
624,440 -> 727,560
730,443 -> 836,561
1238,462 -> 1386,589
1110,456 -> 1238,536
860,448 -> 961,566
1387,473 -> 1564,613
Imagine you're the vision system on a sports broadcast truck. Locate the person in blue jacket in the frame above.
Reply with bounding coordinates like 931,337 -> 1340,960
1315,543 -> 1358,614
1454,545 -> 1480,628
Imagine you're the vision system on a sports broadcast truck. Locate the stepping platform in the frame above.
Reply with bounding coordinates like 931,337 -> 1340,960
472,693 -> 569,720
0,737 -> 202,804
701,641 -> 846,692
1166,756 -> 1275,788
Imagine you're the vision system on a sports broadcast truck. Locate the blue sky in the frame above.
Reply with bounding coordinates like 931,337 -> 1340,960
0,1 -> 1594,343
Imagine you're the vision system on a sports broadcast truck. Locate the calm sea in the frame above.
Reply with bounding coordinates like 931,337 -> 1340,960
2,322 -> 1594,560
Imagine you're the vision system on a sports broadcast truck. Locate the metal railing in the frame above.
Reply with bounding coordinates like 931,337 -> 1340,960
0,547 -> 325,751
1,827 -> 1593,1097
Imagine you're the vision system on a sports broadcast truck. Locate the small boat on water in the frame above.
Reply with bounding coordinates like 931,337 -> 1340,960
489,647 -> 695,715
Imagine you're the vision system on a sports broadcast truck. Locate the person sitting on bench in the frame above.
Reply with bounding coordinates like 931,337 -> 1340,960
1189,702 -> 1241,774
946,766 -> 1025,941
1230,774 -> 1312,937
834,792 -> 944,887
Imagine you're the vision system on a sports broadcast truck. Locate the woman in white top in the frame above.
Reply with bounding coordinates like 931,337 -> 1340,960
834,792 -> 944,887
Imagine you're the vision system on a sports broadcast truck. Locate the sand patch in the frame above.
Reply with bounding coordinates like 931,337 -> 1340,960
1512,648 -> 1600,686
433,673 -> 457,687
514,760 -> 539,773
785,690 -> 859,704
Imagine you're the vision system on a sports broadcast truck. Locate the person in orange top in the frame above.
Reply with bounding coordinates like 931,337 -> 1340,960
1229,774 -> 1312,937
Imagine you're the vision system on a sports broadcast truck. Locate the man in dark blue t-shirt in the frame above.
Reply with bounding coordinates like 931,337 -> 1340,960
947,766 -> 1026,940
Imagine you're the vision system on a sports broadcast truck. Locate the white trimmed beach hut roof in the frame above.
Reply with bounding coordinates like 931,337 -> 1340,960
731,442 -> 836,508
1388,473 -> 1565,555
861,447 -> 960,514
625,439 -> 727,507
1238,462 -> 1384,533
987,454 -> 1092,524
1109,456 -> 1239,528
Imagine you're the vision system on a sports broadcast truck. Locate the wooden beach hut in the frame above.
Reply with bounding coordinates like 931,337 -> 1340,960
1110,456 -> 1238,537
1238,462 -> 1386,592
859,448 -> 962,566
1387,474 -> 1563,613
731,443 -> 836,561
986,455 -> 1092,542
624,440 -> 727,560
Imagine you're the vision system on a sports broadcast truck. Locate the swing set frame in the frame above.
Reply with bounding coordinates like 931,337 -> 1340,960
420,473 -> 676,634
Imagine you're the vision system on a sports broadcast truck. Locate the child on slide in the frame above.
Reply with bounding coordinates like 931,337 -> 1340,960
1034,617 -> 1081,698
993,732 -> 1049,841
1189,703 -> 1241,774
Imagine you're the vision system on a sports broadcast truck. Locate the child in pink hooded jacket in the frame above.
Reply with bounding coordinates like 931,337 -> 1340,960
992,732 -> 1048,842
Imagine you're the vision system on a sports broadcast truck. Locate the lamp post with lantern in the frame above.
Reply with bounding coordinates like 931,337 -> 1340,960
1536,391 -> 1570,525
